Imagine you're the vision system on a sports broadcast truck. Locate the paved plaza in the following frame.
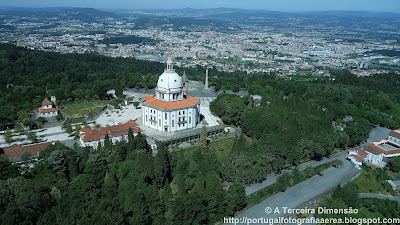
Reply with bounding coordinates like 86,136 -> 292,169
1,81 -> 258,149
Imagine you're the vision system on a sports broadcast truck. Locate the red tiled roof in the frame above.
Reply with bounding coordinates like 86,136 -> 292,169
350,154 -> 364,162
80,127 -> 91,133
370,164 -> 378,170
79,120 -> 142,143
389,130 -> 400,140
143,96 -> 198,110
365,142 -> 400,156
38,107 -> 58,113
42,98 -> 52,106
357,149 -> 368,158
1,141 -> 58,158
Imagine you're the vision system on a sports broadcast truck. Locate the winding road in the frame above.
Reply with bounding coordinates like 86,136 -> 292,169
226,126 -> 393,225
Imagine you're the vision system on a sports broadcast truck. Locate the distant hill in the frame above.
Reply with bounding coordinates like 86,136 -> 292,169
0,7 -> 119,22
120,7 -> 400,18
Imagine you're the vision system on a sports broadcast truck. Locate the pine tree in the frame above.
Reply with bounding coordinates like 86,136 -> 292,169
4,128 -> 13,144
205,173 -> 225,223
65,124 -> 73,134
74,124 -> 81,137
226,182 -> 247,216
0,155 -> 19,179
104,134 -> 111,149
199,125 -> 207,151
127,128 -> 134,143
135,132 -> 147,151
153,143 -> 171,189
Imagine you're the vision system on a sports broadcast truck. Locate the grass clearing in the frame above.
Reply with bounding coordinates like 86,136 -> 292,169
208,138 -> 234,162
353,168 -> 395,195
170,138 -> 234,162
62,99 -> 108,119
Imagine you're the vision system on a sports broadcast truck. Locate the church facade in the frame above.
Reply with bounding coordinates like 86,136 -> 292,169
142,58 -> 200,132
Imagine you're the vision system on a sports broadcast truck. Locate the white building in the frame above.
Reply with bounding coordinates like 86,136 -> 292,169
38,98 -> 58,117
388,129 -> 400,144
347,148 -> 367,166
142,58 -> 200,132
79,120 -> 142,149
348,130 -> 400,167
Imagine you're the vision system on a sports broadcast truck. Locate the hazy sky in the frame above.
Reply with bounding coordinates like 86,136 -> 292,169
1,0 -> 399,13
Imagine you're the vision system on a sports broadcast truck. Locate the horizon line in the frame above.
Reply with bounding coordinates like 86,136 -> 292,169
0,6 -> 399,14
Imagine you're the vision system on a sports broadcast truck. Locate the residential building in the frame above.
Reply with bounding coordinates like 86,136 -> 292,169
1,141 -> 58,161
79,120 -> 142,149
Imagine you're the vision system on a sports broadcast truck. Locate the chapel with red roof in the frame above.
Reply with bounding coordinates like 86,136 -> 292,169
37,98 -> 58,117
142,58 -> 200,132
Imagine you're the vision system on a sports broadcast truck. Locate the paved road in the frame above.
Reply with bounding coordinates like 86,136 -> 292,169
360,193 -> 400,203
244,126 -> 390,196
226,126 -> 391,225
245,151 -> 348,195
226,159 -> 360,224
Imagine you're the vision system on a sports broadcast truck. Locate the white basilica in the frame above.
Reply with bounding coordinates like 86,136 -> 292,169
142,58 -> 200,132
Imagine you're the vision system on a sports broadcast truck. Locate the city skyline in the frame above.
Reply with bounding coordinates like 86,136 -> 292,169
0,0 -> 399,13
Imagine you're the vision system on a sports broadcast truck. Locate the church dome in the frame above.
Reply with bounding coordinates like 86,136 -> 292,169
157,58 -> 182,93
157,71 -> 182,92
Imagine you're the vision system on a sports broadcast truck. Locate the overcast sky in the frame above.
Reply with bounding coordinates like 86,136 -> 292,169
1,0 -> 399,13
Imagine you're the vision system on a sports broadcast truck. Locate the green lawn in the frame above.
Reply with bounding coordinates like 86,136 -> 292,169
208,138 -> 234,162
171,138 -> 234,162
62,100 -> 108,119
353,169 -> 394,195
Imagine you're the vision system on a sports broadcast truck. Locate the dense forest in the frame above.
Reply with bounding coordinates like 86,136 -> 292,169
1,41 -> 400,224
209,70 -> 400,183
0,44 -> 241,130
0,131 -> 246,224
0,44 -> 164,129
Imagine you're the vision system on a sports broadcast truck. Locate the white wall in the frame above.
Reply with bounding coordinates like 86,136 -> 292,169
80,133 -> 137,149
388,136 -> 400,145
143,105 -> 199,132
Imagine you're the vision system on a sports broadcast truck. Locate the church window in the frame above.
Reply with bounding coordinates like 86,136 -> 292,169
165,113 -> 167,119
179,111 -> 181,115
159,119 -> 161,124
146,115 -> 148,121
172,120 -> 174,127
183,111 -> 185,115
189,117 -> 191,123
